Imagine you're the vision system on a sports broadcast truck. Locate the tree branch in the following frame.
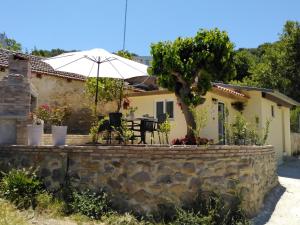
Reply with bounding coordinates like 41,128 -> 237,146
171,71 -> 186,85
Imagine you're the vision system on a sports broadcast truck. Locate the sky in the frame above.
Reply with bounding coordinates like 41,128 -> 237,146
0,0 -> 299,56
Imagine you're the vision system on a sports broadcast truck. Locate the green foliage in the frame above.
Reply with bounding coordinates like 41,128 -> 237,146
102,212 -> 152,225
225,113 -> 271,145
171,208 -> 212,225
31,48 -> 76,57
35,104 -> 51,123
113,119 -> 134,145
231,20 -> 300,102
0,32 -> 22,51
290,106 -> 300,132
49,105 -> 71,126
70,189 -> 111,219
152,191 -> 249,225
115,50 -> 136,60
0,168 -> 42,209
189,106 -> 208,143
36,192 -> 65,216
234,49 -> 257,81
85,78 -> 124,112
151,28 -> 236,136
89,117 -> 108,143
157,115 -> 171,144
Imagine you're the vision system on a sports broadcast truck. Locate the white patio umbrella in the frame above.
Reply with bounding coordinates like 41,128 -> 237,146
43,48 -> 148,107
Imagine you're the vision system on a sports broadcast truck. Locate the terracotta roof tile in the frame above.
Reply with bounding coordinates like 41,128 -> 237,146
0,48 -> 86,81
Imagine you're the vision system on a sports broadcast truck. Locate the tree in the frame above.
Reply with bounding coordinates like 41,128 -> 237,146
85,78 -> 124,112
31,48 -> 76,57
114,50 -> 136,59
280,21 -> 300,100
234,49 -> 257,81
0,32 -> 22,51
231,21 -> 300,101
151,29 -> 236,137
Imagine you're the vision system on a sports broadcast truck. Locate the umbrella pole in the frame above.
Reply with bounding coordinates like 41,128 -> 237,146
95,59 -> 100,114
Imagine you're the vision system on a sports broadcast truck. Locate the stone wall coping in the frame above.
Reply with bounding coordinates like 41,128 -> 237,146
0,144 -> 274,156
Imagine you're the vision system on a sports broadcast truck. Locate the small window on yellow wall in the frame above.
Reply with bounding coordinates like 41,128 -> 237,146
271,105 -> 275,117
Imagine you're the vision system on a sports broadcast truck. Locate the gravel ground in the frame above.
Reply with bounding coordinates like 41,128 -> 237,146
252,158 -> 300,225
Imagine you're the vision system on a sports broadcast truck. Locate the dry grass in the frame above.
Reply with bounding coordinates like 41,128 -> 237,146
0,199 -> 30,225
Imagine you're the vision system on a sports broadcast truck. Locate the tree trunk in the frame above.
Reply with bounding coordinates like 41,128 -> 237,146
175,88 -> 196,138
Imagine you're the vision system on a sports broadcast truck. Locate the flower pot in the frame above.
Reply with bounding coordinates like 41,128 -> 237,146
52,125 -> 67,146
128,112 -> 135,120
27,124 -> 43,146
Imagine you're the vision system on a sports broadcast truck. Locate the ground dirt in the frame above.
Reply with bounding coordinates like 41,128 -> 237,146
252,157 -> 300,225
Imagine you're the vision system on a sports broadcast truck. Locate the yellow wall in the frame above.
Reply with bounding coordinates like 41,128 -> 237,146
128,90 -> 292,164
127,91 -> 241,144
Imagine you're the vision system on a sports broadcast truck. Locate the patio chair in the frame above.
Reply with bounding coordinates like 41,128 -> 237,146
98,115 -> 110,143
139,119 -> 156,144
108,112 -> 123,144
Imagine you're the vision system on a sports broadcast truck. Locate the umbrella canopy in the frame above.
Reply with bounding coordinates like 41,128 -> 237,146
43,48 -> 149,107
42,48 -> 148,79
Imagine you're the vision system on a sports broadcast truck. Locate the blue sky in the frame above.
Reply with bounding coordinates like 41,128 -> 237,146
1,0 -> 299,55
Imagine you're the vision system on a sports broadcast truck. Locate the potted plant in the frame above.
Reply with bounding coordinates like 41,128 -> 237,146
127,106 -> 138,120
50,106 -> 71,146
27,112 -> 44,146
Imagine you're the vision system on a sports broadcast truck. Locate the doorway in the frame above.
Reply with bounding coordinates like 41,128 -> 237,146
218,102 -> 225,144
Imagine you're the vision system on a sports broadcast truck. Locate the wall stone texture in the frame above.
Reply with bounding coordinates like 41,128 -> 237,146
42,134 -> 90,145
0,145 -> 278,217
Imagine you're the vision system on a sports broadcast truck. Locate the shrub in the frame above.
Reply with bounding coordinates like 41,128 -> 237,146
70,189 -> 111,219
102,212 -> 151,225
36,192 -> 65,216
0,168 -> 42,209
171,208 -> 212,225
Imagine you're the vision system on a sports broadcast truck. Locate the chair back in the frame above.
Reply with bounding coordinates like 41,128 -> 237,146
109,112 -> 123,128
98,119 -> 110,132
141,119 -> 155,132
157,113 -> 167,124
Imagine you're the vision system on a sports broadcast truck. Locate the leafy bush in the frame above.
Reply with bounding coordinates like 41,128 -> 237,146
291,106 -> 300,132
225,113 -> 271,145
70,189 -> 111,219
36,192 -> 65,216
0,168 -> 42,209
102,212 -> 151,225
189,106 -> 208,144
171,208 -> 212,225
172,136 -> 213,145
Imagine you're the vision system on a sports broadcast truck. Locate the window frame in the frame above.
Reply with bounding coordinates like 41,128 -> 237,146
154,99 -> 175,120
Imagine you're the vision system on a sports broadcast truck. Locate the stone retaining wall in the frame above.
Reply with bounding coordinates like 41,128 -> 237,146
42,134 -> 90,145
0,145 -> 278,217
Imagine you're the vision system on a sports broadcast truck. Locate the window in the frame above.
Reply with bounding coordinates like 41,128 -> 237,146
166,101 -> 174,119
156,101 -> 164,119
271,105 -> 275,117
155,100 -> 174,119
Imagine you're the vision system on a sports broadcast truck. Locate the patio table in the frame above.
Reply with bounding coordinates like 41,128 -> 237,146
125,117 -> 157,144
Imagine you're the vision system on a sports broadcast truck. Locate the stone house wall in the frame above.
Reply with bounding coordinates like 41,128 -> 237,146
0,145 -> 278,217
1,70 -> 118,134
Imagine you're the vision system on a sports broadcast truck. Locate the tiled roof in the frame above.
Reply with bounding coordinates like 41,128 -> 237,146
0,48 -> 86,81
212,84 -> 248,99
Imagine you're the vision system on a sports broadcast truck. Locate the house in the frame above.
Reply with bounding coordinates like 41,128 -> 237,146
0,49 -> 121,133
126,82 -> 299,163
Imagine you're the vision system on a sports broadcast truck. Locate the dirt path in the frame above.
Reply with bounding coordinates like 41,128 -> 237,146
252,158 -> 300,225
